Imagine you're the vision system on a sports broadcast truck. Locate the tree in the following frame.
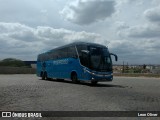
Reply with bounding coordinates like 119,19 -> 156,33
0,58 -> 25,67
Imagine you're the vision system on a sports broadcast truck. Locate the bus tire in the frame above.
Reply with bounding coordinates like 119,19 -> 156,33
45,72 -> 50,80
42,72 -> 46,80
71,73 -> 79,84
91,80 -> 98,85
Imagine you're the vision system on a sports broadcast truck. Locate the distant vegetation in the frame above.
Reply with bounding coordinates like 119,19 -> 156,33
123,65 -> 149,73
0,58 -> 26,67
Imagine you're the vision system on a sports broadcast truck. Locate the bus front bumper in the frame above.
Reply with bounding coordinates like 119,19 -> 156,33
85,70 -> 113,82
91,74 -> 113,82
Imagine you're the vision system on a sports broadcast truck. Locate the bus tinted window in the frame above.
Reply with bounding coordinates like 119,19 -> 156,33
76,45 -> 89,67
76,45 -> 88,56
68,46 -> 77,58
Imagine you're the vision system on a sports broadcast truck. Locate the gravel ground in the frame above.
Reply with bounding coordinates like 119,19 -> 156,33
0,74 -> 160,120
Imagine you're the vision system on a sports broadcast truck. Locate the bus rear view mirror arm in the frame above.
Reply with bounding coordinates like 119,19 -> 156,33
110,53 -> 118,61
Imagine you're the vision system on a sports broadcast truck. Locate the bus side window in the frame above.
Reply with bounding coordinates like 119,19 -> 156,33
50,50 -> 56,60
76,45 -> 89,66
61,48 -> 68,58
68,46 -> 77,58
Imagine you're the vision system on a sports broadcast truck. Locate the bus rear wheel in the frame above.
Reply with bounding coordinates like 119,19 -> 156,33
42,72 -> 49,80
42,72 -> 45,80
71,73 -> 79,84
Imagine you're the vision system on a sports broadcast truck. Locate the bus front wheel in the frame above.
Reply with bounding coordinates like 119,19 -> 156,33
71,73 -> 79,84
91,80 -> 98,85
42,72 -> 45,80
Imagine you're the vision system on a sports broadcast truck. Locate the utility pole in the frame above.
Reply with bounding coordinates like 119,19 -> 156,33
122,61 -> 124,73
127,62 -> 128,73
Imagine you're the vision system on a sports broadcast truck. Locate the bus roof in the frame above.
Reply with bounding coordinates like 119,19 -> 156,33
39,42 -> 107,55
52,42 -> 107,50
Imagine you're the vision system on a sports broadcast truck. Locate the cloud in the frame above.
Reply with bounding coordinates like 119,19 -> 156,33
116,22 -> 160,39
0,0 -> 66,27
144,6 -> 160,23
115,3 -> 160,39
109,39 -> 160,64
36,26 -> 102,45
115,21 -> 129,30
60,0 -> 115,25
128,25 -> 160,38
0,22 -> 102,60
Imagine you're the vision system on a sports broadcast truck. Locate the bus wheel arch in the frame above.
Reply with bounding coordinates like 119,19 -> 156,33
71,71 -> 79,83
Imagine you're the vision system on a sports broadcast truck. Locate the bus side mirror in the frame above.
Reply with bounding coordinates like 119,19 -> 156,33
115,55 -> 118,61
110,53 -> 118,61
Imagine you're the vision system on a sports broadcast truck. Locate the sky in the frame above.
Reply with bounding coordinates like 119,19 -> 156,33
0,0 -> 160,65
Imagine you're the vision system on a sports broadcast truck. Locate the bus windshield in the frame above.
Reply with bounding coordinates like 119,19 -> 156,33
89,46 -> 112,72
77,45 -> 112,72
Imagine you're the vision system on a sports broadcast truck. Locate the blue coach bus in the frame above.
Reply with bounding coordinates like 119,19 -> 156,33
37,42 -> 118,84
